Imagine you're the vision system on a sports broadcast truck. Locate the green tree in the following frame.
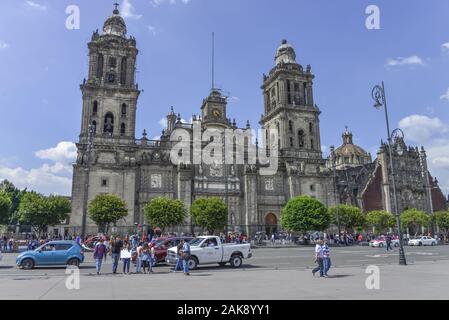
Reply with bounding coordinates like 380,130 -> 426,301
280,196 -> 330,234
433,211 -> 449,241
143,197 -> 186,232
0,191 -> 12,225
401,208 -> 430,236
365,210 -> 396,234
88,194 -> 128,233
0,180 -> 27,224
329,204 -> 365,232
18,192 -> 71,235
190,197 -> 227,235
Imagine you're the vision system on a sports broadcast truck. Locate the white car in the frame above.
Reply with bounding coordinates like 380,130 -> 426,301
166,235 -> 252,270
408,236 -> 437,246
369,237 -> 399,248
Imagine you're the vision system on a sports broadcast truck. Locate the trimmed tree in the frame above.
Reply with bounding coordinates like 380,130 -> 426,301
433,211 -> 449,241
0,191 -> 12,225
0,180 -> 27,225
365,210 -> 396,234
190,197 -> 227,235
18,192 -> 71,236
328,204 -> 365,232
88,194 -> 128,234
280,196 -> 330,234
143,197 -> 186,232
400,208 -> 430,236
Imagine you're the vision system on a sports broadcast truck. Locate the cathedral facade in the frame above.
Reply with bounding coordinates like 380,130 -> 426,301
69,8 -> 447,236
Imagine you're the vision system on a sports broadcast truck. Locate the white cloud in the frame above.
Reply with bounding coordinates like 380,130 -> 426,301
0,40 -> 9,50
147,25 -> 160,36
442,43 -> 449,51
121,0 -> 142,20
150,0 -> 191,7
35,141 -> 77,163
24,1 -> 47,12
159,118 -> 168,127
399,115 -> 449,194
440,88 -> 449,102
385,55 -> 424,67
0,142 -> 77,195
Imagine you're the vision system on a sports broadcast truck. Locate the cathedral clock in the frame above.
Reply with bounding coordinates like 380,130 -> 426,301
212,108 -> 221,119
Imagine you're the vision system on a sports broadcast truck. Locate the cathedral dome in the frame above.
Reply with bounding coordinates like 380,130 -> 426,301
332,127 -> 372,169
103,8 -> 127,37
275,39 -> 297,65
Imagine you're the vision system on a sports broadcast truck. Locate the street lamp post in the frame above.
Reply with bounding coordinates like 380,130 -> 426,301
222,131 -> 229,242
330,146 -> 342,239
371,82 -> 407,265
80,122 -> 95,241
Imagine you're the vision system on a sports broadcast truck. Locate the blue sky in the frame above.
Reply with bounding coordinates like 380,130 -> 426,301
1,0 -> 449,196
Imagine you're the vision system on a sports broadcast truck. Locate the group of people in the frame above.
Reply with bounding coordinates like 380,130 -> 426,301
92,235 -> 192,276
312,240 -> 331,278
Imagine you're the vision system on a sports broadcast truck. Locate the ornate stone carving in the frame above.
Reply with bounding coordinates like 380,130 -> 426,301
151,174 -> 162,189
210,161 -> 223,177
265,178 -> 275,191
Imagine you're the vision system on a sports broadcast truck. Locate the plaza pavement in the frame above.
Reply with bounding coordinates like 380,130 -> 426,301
0,245 -> 448,300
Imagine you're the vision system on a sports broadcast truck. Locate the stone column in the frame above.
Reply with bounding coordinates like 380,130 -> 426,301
243,168 -> 258,237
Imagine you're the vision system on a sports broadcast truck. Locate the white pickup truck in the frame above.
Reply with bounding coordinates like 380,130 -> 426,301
165,236 -> 252,270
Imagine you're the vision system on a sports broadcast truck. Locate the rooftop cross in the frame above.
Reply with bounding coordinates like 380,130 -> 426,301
113,3 -> 120,14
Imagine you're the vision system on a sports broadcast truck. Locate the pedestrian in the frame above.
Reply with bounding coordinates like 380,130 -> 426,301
2,236 -> 7,251
8,238 -> 14,252
121,242 -> 132,274
141,243 -> 152,274
93,238 -> 107,275
135,242 -> 143,274
386,234 -> 393,251
172,241 -> 183,272
322,240 -> 331,277
110,235 -> 123,274
103,237 -> 110,262
181,239 -> 191,276
312,239 -> 325,278
75,235 -> 81,245
271,234 -> 275,246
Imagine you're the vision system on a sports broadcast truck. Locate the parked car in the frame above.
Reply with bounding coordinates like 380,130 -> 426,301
369,237 -> 400,248
16,240 -> 85,269
83,234 -> 109,250
152,237 -> 194,264
408,236 -> 437,246
166,235 -> 252,270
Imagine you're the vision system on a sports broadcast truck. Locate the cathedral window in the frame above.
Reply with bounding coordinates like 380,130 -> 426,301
92,120 -> 97,134
120,123 -> 126,136
96,54 -> 104,79
101,178 -> 109,188
288,94 -> 292,105
120,57 -> 127,85
303,83 -> 308,105
104,112 -> 114,135
93,101 -> 98,115
298,130 -> 304,148
109,57 -> 117,68
290,137 -> 294,147
121,103 -> 127,117
309,122 -> 313,134
310,139 -> 314,150
310,184 -> 315,191
107,73 -> 116,84
289,120 -> 293,132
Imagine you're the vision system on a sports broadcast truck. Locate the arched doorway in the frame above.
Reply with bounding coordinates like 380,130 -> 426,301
265,213 -> 278,236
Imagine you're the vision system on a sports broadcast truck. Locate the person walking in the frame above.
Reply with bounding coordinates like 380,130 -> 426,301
121,242 -> 132,274
103,237 -> 110,262
135,242 -> 143,274
322,240 -> 331,277
141,243 -> 152,274
111,235 -> 123,274
181,239 -> 191,276
312,239 -> 325,278
172,242 -> 183,272
93,239 -> 107,275
386,234 -> 393,252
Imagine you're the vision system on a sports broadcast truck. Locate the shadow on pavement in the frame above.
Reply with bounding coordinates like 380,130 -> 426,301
327,274 -> 353,279
0,266 -> 14,269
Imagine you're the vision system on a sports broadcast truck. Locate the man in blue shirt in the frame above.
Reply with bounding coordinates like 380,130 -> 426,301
181,239 -> 191,276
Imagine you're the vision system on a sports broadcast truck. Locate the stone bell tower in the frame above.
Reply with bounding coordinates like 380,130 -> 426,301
260,40 -> 322,159
79,4 -> 139,145
71,5 -> 139,227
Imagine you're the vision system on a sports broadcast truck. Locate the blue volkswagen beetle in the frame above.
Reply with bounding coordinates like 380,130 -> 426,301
16,240 -> 85,269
